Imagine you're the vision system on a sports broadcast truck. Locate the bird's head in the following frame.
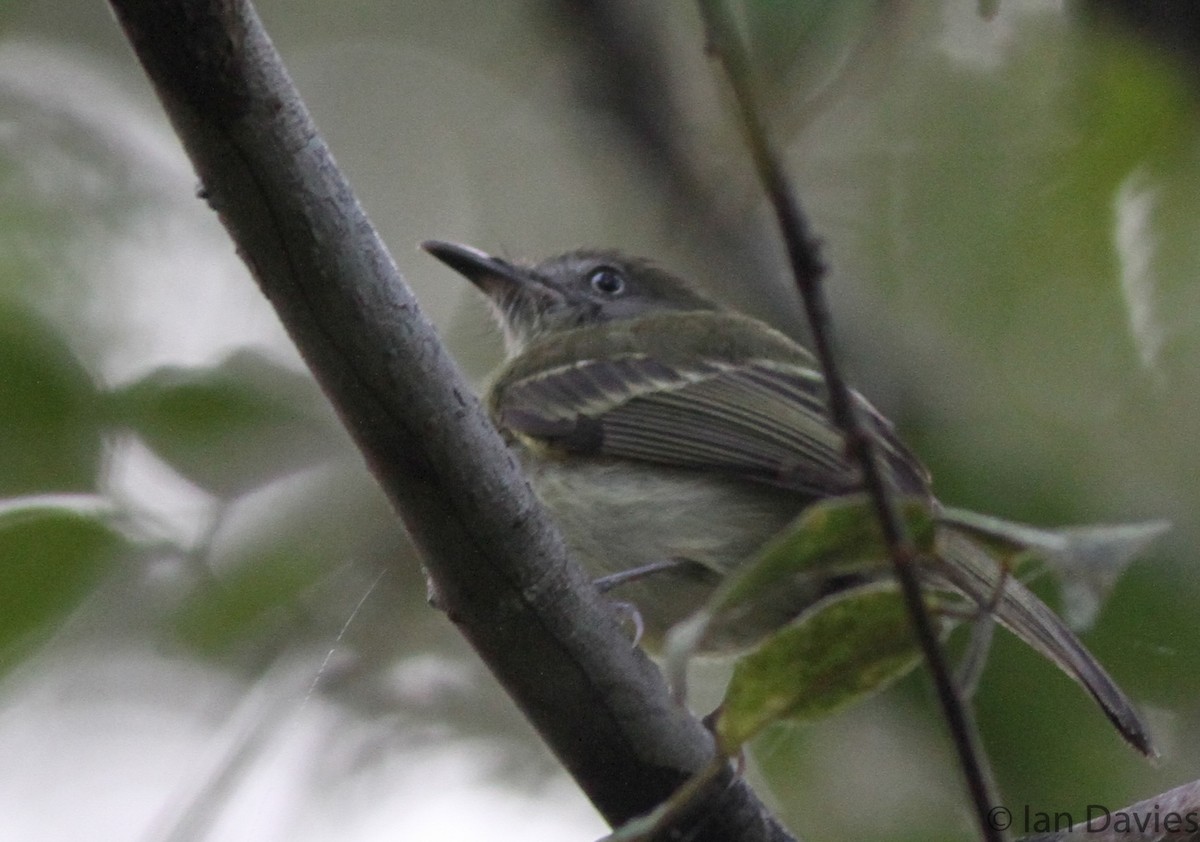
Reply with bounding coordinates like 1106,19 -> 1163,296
422,241 -> 719,356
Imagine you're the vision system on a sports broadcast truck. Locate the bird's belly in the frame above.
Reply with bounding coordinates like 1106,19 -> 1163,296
522,454 -> 809,644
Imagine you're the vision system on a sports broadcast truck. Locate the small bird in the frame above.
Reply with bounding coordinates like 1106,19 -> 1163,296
423,240 -> 1156,756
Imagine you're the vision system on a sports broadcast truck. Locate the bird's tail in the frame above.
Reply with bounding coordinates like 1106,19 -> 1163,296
930,512 -> 1163,758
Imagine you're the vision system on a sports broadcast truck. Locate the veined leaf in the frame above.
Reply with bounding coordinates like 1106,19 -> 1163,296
664,494 -> 934,687
715,585 -> 921,753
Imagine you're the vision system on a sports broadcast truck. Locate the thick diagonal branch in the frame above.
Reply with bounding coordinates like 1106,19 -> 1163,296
104,0 -> 793,838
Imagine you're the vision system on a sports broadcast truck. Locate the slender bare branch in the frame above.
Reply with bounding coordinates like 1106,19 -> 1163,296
694,2 -> 1004,840
103,0 -> 794,838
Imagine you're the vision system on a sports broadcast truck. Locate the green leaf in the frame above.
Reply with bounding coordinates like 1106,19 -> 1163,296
715,585 -> 920,753
0,306 -> 102,494
0,503 -> 123,674
720,495 -> 934,609
664,494 -> 934,680
173,547 -> 327,656
106,350 -> 342,497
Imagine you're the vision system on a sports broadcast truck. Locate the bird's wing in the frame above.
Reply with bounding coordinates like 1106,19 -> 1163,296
492,316 -> 1152,754
493,350 -> 929,497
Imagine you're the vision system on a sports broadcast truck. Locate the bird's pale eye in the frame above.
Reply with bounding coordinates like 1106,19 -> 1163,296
587,266 -> 625,296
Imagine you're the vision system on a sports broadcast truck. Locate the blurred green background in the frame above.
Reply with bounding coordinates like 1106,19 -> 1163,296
2,1 -> 1199,840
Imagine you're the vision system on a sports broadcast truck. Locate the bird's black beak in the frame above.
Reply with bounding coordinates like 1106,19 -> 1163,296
423,240 -> 572,353
421,240 -> 545,302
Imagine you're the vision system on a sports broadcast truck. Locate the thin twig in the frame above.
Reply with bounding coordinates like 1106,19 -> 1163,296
695,2 -> 1004,840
